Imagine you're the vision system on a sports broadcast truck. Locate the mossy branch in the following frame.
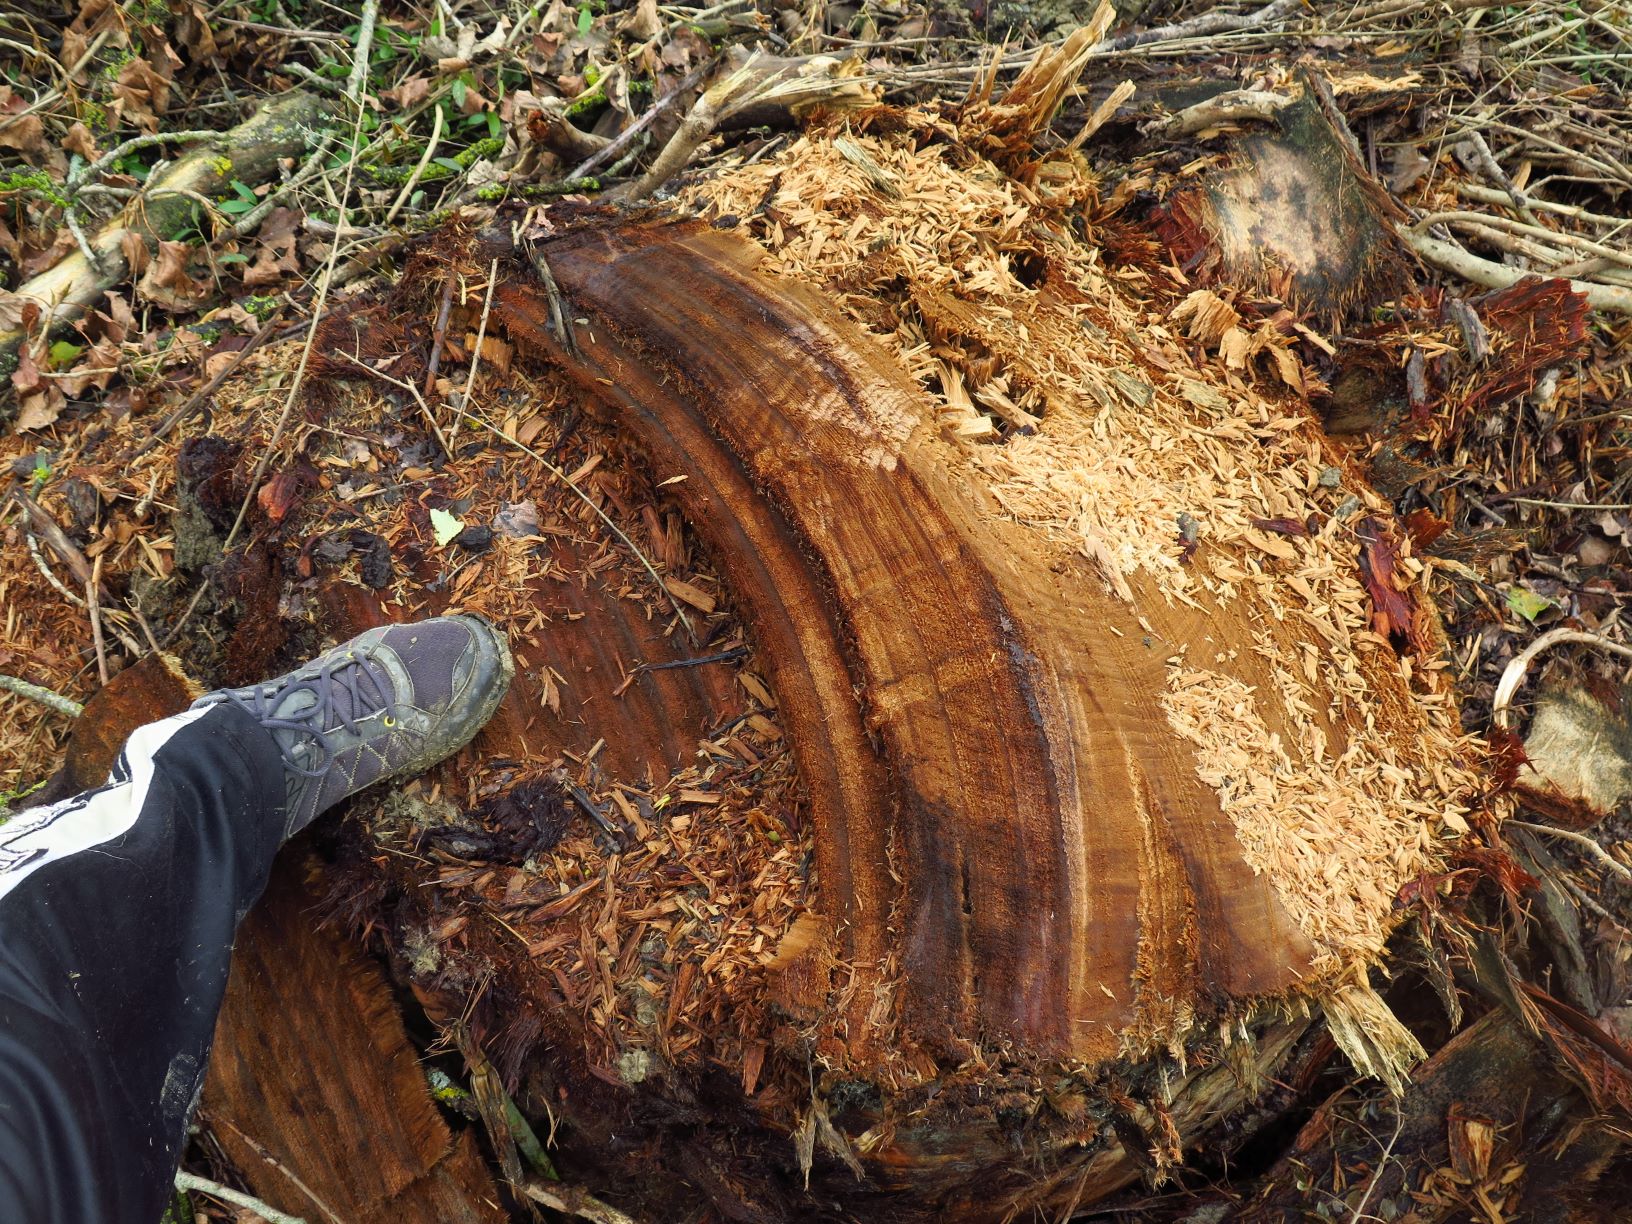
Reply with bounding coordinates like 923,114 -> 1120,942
1,91 -> 337,370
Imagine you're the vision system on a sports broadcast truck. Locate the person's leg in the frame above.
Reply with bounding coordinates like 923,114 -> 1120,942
0,614 -> 512,1224
0,704 -> 285,1224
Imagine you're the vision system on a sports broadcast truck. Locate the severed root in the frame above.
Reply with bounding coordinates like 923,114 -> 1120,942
175,1171 -> 309,1224
1145,88 -> 1292,138
1491,627 -> 1632,731
525,1180 -> 642,1224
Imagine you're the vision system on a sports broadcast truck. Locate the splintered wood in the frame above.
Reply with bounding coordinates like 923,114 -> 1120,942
686,117 -> 1481,1032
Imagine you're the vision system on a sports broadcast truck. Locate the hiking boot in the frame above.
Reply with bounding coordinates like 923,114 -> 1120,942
192,614 -> 513,837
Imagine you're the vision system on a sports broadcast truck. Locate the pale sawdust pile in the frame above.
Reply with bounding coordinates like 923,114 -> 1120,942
684,119 -> 1490,1029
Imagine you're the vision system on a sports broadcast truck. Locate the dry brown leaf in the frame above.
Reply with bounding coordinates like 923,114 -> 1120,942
120,231 -> 152,280
135,240 -> 210,311
381,76 -> 433,109
0,113 -> 44,154
55,338 -> 122,396
0,289 -> 37,332
243,207 -> 302,288
112,57 -> 173,131
14,386 -> 65,433
63,122 -> 98,160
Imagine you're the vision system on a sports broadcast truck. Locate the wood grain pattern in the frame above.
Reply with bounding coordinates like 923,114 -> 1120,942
489,217 -> 1315,1064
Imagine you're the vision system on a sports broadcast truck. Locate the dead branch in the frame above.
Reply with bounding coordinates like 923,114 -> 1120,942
1401,230 -> 1632,314
0,674 -> 82,719
1102,0 -> 1302,52
1145,88 -> 1292,137
0,91 -> 335,366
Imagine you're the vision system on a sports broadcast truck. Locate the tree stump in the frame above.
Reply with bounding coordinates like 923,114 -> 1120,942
199,56 -> 1483,1221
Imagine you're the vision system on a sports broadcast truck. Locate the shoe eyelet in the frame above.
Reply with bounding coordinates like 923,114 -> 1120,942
383,715 -> 396,727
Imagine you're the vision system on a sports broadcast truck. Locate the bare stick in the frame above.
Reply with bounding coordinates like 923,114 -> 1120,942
449,257 -> 501,443
1413,211 -> 1632,272
384,101 -> 443,224
175,1171 -> 309,1224
1492,626 -> 1632,731
86,557 -> 108,686
0,674 -> 82,718
1400,229 -> 1632,314
343,0 -> 381,104
1509,820 -> 1632,885
524,1180 -> 642,1224
1101,0 -> 1301,52
567,62 -> 712,180
68,130 -> 219,191
425,274 -> 456,397
13,489 -> 93,589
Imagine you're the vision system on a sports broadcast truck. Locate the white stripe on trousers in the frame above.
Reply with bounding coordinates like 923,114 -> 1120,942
0,709 -> 210,904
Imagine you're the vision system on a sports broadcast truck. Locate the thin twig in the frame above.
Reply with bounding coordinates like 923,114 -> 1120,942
232,131 -> 341,238
425,274 -> 456,397
69,130 -> 219,191
444,402 -> 696,640
383,101 -> 443,225
567,61 -> 712,180
332,350 -> 451,454
0,674 -> 83,718
207,1116 -> 345,1224
176,1171 -> 309,1224
21,514 -> 85,609
224,102 -> 367,550
1492,627 -> 1632,731
86,557 -> 108,687
343,0 -> 381,104
449,257 -> 501,444
13,489 -> 93,589
130,315 -> 286,460
1509,820 -> 1632,885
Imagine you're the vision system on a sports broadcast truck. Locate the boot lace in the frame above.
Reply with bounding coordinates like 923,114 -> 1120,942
225,654 -> 397,777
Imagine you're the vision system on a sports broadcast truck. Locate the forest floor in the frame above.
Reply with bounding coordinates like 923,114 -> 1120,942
4,0 -> 1632,1220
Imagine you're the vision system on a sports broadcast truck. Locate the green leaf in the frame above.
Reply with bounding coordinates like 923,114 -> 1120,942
451,77 -> 466,109
433,156 -> 465,175
430,508 -> 464,547
47,340 -> 84,367
216,252 -> 249,264
486,110 -> 502,139
1506,587 -> 1553,623
577,3 -> 592,34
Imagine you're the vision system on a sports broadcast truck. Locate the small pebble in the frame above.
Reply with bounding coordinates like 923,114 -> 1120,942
1318,466 -> 1342,489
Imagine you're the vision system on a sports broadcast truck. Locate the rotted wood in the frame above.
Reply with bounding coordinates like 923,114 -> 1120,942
1233,1007 -> 1632,1222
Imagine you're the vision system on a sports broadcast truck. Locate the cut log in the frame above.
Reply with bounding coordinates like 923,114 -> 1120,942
201,855 -> 508,1224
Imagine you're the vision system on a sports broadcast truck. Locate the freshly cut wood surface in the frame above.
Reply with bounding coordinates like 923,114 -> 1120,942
498,220 -> 1315,1062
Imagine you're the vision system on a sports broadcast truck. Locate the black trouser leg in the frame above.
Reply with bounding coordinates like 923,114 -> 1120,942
0,704 -> 286,1224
